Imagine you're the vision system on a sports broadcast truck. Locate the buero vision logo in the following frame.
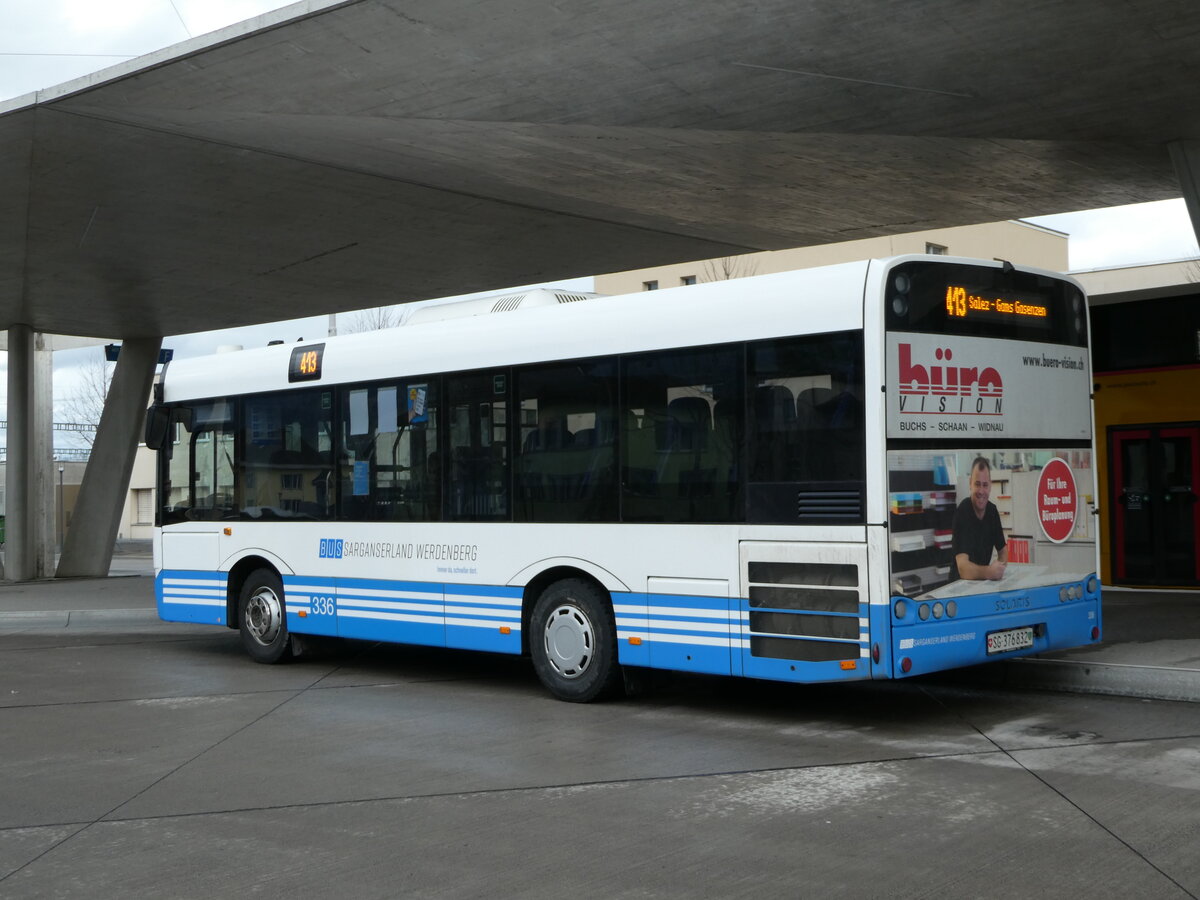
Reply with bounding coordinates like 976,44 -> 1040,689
898,343 -> 1003,399
319,538 -> 344,559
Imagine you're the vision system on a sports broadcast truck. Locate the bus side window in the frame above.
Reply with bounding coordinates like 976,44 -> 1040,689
515,359 -> 617,523
622,346 -> 740,523
240,390 -> 333,520
447,371 -> 509,521
747,332 -> 865,523
173,400 -> 236,521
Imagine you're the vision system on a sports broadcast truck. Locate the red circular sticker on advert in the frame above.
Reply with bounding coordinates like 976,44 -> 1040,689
1037,457 -> 1077,543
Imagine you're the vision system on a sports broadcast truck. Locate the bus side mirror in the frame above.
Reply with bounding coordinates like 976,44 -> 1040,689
144,405 -> 171,450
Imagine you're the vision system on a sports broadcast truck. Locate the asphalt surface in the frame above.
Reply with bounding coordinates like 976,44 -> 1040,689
1,564 -> 1198,897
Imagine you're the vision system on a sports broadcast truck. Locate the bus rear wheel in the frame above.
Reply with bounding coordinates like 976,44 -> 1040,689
530,579 -> 622,702
239,569 -> 292,664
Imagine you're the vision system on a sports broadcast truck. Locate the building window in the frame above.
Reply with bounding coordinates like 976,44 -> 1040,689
643,280 -> 659,291
680,275 -> 697,286
134,489 -> 154,524
925,243 -> 948,255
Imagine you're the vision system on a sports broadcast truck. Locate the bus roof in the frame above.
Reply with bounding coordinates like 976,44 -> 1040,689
161,256 -> 1067,403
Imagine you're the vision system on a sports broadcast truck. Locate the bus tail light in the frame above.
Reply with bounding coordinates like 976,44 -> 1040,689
1091,626 -> 1101,641
872,643 -> 880,664
900,657 -> 912,674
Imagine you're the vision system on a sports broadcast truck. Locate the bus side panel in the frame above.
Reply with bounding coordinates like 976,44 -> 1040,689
334,576 -> 446,647
444,583 -> 524,653
281,575 -> 339,637
613,591 -> 652,667
158,531 -> 226,625
867,526 -> 894,679
737,542 -> 871,684
645,589 -> 733,676
157,569 -> 227,625
614,579 -> 734,675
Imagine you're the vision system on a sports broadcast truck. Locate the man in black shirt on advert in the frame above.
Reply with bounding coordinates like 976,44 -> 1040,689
951,456 -> 1008,581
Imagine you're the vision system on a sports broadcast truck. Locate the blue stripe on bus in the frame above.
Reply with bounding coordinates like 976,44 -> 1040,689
444,583 -> 524,653
333,578 -> 445,646
159,569 -> 873,681
615,593 -> 738,676
157,570 -> 228,626
281,575 -> 339,637
446,583 -> 525,600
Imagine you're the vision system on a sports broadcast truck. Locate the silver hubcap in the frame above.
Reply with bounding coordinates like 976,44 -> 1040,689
544,604 -> 594,679
245,587 -> 283,646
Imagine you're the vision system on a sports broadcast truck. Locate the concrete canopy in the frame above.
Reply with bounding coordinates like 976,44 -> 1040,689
1,0 -> 1197,339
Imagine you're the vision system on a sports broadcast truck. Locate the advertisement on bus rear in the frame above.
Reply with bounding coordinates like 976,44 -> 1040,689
885,332 -> 1091,441
886,448 -> 1095,599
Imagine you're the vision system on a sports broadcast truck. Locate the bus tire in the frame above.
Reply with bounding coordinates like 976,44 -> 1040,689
530,578 -> 622,702
238,569 -> 292,664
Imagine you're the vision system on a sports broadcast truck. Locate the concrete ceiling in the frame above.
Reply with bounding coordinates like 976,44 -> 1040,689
1,0 -> 1196,339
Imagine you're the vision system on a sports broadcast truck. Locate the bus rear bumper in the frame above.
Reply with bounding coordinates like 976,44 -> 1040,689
890,590 -> 1101,679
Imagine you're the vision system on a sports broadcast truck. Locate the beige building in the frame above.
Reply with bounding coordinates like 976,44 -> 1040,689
0,451 -> 155,548
594,220 -> 1068,294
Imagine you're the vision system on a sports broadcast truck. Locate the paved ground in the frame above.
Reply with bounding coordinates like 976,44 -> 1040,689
1,570 -> 1199,897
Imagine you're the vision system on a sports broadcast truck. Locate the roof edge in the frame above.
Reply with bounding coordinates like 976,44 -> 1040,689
0,0 -> 357,117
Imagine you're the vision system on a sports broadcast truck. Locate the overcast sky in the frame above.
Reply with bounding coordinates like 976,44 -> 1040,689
2,0 -> 1199,440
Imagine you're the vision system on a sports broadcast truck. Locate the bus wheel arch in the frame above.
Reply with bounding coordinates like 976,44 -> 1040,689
225,553 -> 292,629
526,572 -> 622,702
234,564 -> 293,664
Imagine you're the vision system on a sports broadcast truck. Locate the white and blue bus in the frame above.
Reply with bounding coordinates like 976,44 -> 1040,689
145,255 -> 1101,701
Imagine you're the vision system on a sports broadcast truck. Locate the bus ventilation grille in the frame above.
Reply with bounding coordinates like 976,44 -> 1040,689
554,292 -> 591,304
746,560 -> 861,662
490,294 -> 526,312
796,489 -> 862,520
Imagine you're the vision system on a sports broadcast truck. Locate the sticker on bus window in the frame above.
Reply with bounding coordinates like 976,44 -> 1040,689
408,385 -> 428,424
353,460 -> 370,496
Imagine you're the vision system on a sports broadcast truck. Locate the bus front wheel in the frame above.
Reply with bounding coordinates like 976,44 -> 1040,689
238,569 -> 292,664
530,579 -> 622,702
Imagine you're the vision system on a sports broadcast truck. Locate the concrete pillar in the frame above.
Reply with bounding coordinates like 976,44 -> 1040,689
56,337 -> 161,578
32,333 -> 55,577
3,325 -> 55,580
4,325 -> 34,580
1169,141 -> 1200,247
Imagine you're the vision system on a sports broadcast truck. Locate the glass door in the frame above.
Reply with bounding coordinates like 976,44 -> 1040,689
1110,426 -> 1200,585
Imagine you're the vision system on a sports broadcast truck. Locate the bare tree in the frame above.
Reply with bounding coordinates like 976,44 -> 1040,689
343,304 -> 415,333
58,349 -> 112,447
702,255 -> 760,283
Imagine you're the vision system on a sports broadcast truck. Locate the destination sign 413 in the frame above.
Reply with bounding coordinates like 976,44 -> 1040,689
885,332 -> 1091,440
